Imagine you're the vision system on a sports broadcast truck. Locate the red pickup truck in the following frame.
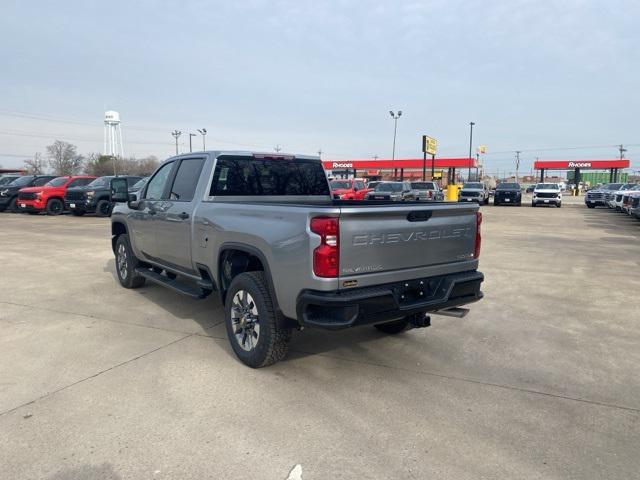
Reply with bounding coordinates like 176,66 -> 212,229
329,178 -> 372,200
17,175 -> 96,215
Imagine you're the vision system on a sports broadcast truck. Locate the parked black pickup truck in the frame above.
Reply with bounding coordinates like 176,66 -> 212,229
65,175 -> 142,216
109,151 -> 484,367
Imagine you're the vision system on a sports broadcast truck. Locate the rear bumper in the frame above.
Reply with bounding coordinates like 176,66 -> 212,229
296,270 -> 484,329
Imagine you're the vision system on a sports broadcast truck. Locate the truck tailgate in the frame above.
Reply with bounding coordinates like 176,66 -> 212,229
338,203 -> 478,277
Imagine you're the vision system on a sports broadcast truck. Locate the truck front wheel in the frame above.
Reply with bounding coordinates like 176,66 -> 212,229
374,318 -> 409,334
46,198 -> 63,216
224,271 -> 291,368
115,234 -> 146,289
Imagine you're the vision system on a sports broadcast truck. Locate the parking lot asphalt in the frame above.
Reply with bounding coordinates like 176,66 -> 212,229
1,196 -> 639,480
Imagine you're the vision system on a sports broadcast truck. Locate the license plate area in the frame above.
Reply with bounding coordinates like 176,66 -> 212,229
393,277 -> 443,306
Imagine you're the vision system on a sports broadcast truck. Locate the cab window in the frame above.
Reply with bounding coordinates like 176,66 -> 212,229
145,162 -> 174,200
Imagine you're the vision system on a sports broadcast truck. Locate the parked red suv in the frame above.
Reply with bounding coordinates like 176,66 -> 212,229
329,178 -> 372,200
17,175 -> 96,215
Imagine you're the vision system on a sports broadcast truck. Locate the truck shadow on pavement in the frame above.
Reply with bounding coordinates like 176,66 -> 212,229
48,463 -> 121,480
103,259 -> 404,365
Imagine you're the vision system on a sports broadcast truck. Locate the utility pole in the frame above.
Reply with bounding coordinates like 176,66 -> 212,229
197,128 -> 207,150
389,110 -> 402,180
515,151 -> 521,184
189,133 -> 196,153
619,144 -> 627,159
317,149 -> 323,158
171,130 -> 182,155
274,144 -> 282,152
468,122 -> 475,181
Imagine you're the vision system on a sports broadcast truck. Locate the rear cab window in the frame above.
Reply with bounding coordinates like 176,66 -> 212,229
210,156 -> 330,197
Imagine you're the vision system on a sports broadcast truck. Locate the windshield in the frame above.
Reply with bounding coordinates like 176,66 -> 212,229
463,183 -> 483,189
621,184 -> 636,190
87,176 -> 113,188
536,183 -> 559,190
45,177 -> 69,187
411,182 -> 435,190
375,183 -> 403,192
130,178 -> 148,190
496,183 -> 520,190
330,180 -> 352,189
8,175 -> 35,187
0,176 -> 19,185
604,183 -> 623,190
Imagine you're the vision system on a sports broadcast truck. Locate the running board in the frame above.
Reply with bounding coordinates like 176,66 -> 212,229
432,307 -> 469,318
135,268 -> 211,299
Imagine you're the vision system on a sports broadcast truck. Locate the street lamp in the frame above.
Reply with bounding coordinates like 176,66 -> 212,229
197,128 -> 207,150
171,130 -> 182,155
189,133 -> 197,153
390,110 -> 402,180
468,122 -> 475,181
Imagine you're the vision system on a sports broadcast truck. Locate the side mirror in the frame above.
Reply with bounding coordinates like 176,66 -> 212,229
110,178 -> 128,203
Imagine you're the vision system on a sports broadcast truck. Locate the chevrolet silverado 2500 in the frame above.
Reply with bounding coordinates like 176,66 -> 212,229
109,152 -> 484,367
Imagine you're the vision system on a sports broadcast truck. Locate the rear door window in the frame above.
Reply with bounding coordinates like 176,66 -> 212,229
169,158 -> 205,201
68,178 -> 93,187
210,156 -> 330,196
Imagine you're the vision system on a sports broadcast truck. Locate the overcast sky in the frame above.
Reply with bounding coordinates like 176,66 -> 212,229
1,0 -> 639,174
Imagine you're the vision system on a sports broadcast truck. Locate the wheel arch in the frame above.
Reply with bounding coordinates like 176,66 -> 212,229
111,221 -> 128,253
217,243 -> 280,311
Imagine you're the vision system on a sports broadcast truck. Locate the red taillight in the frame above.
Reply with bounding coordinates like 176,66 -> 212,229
474,211 -> 482,259
310,216 -> 339,277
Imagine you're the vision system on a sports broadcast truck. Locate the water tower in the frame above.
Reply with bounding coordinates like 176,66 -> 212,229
104,111 -> 124,158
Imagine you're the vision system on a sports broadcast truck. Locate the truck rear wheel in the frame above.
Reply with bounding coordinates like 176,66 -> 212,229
115,234 -> 146,289
224,271 -> 291,368
374,318 -> 409,334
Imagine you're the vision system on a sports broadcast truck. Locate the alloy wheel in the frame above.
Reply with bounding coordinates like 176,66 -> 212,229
230,290 -> 260,352
117,243 -> 128,280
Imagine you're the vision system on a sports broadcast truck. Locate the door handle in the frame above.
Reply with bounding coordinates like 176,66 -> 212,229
178,212 -> 190,220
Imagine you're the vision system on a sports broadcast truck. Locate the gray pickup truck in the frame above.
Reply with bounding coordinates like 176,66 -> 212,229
109,152 -> 484,367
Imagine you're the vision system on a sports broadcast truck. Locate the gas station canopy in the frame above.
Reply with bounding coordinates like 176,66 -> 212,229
533,159 -> 630,170
322,158 -> 477,170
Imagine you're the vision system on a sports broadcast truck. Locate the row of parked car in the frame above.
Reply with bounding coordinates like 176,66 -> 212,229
328,179 -> 445,201
584,182 -> 640,219
0,174 -> 148,216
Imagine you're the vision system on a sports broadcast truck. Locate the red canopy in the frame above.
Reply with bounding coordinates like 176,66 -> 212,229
323,157 -> 476,170
533,159 -> 630,169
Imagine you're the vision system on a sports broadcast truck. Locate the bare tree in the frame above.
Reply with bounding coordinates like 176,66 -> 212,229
24,153 -> 46,174
134,156 -> 159,176
84,153 -> 115,177
46,140 -> 84,175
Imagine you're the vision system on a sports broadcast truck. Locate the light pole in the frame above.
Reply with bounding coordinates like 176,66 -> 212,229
171,130 -> 182,155
390,110 -> 402,180
515,151 -> 521,184
468,122 -> 475,181
197,128 -> 207,150
189,133 -> 197,153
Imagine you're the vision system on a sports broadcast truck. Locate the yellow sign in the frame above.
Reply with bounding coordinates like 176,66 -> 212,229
422,135 -> 437,155
432,170 -> 442,179
478,145 -> 487,154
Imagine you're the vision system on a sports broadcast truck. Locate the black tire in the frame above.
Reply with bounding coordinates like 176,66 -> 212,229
27,212 -> 40,215
71,210 -> 86,216
114,234 -> 146,289
374,318 -> 410,334
224,271 -> 291,368
531,202 -> 536,207
8,197 -> 19,213
484,197 -> 489,205
557,202 -> 562,208
97,199 -> 112,217
494,201 -> 499,206
587,204 -> 595,209
46,198 -> 64,216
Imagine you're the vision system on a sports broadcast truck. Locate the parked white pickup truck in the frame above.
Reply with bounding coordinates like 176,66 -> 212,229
532,183 -> 562,207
